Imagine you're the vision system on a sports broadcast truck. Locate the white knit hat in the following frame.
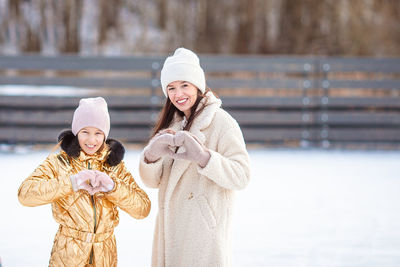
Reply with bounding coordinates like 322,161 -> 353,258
71,97 -> 110,138
160,47 -> 206,97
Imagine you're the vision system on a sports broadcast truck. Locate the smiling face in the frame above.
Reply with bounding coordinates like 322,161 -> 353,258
77,127 -> 105,155
167,81 -> 199,118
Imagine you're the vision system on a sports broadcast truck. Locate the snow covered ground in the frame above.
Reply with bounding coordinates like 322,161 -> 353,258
1,148 -> 400,267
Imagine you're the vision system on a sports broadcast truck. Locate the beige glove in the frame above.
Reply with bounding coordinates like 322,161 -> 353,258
91,170 -> 115,193
143,133 -> 176,163
172,131 -> 211,168
70,170 -> 99,195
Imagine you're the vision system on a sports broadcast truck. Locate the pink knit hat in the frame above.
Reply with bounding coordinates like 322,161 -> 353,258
71,97 -> 110,138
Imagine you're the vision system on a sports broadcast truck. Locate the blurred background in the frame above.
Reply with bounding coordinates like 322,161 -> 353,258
1,0 -> 400,267
0,0 -> 399,55
0,0 -> 399,149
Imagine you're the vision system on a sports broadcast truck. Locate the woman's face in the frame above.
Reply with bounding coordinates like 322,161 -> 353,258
167,81 -> 198,118
77,127 -> 105,155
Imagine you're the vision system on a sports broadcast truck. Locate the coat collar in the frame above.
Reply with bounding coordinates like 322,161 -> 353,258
76,144 -> 110,163
170,91 -> 222,143
165,92 -> 222,203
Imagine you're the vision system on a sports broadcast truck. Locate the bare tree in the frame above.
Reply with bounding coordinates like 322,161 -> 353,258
234,0 -> 255,53
60,0 -> 82,53
157,0 -> 167,30
98,0 -> 120,45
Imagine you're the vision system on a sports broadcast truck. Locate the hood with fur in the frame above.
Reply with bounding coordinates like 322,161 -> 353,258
57,130 -> 125,167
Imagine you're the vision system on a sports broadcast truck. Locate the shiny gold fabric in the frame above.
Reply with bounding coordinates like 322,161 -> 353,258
18,146 -> 151,267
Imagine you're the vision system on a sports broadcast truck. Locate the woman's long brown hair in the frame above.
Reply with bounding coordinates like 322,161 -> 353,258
151,88 -> 218,137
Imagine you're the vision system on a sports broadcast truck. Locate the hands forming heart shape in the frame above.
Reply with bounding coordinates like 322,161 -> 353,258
144,130 -> 211,167
71,170 -> 115,195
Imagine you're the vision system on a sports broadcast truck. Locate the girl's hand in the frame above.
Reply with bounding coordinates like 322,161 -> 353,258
93,170 -> 115,193
70,170 -> 99,195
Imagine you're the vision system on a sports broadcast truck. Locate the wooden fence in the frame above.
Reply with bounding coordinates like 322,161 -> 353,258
0,55 -> 399,149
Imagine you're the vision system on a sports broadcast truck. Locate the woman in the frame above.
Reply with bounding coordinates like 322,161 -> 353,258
139,47 -> 250,267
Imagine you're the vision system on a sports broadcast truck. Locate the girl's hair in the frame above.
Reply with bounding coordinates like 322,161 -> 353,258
151,87 -> 218,137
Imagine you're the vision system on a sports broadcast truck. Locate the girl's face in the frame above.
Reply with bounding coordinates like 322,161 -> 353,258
167,81 -> 198,118
77,127 -> 105,155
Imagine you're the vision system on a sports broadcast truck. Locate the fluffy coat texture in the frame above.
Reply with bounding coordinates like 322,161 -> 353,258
139,92 -> 250,267
18,139 -> 150,267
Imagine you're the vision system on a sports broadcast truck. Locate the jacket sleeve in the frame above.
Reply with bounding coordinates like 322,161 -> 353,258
198,122 -> 251,190
138,152 -> 164,188
18,154 -> 74,207
106,161 -> 151,219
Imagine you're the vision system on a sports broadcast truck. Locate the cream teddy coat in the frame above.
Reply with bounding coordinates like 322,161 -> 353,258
139,92 -> 250,267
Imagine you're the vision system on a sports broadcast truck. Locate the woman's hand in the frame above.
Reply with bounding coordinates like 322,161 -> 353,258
172,131 -> 211,167
143,133 -> 176,163
158,128 -> 176,135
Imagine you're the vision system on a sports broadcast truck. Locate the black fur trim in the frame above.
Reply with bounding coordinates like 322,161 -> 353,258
57,130 -> 125,166
106,139 -> 125,166
58,130 -> 80,158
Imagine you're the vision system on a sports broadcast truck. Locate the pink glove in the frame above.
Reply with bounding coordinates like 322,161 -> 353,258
93,170 -> 115,193
172,131 -> 211,168
70,170 -> 99,195
143,133 -> 176,163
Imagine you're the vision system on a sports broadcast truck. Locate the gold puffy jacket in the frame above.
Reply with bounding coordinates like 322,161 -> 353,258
18,146 -> 151,267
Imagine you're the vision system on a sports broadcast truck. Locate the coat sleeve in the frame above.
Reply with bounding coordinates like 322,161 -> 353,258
18,154 -> 74,207
198,122 -> 251,190
138,152 -> 164,188
106,161 -> 151,219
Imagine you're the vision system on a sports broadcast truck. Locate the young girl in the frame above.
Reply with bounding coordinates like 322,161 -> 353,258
18,97 -> 151,267
139,48 -> 250,267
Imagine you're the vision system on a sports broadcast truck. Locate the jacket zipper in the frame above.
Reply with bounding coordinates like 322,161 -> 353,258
88,161 -> 97,264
